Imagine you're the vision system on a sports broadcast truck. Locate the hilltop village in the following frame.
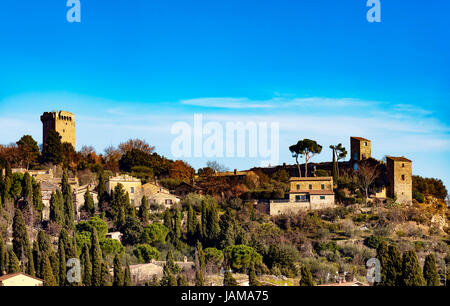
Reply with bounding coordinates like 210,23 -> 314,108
0,110 -> 448,286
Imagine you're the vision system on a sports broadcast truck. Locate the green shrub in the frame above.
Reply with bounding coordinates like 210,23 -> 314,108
134,244 -> 160,263
100,238 -> 125,257
224,244 -> 262,272
364,235 -> 383,249
142,223 -> 169,245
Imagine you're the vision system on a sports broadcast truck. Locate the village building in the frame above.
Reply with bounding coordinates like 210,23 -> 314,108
106,231 -> 123,241
106,174 -> 143,207
0,272 -> 44,286
148,192 -> 181,209
268,177 -> 335,216
107,174 -> 179,210
174,181 -> 203,197
386,156 -> 412,205
73,184 -> 98,221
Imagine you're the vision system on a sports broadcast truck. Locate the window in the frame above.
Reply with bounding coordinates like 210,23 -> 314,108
364,142 -> 367,146
131,200 -> 135,206
401,175 -> 405,181
295,195 -> 301,201
130,187 -> 134,193
309,184 -> 312,190
165,199 -> 173,205
320,196 -> 325,200
296,184 -> 300,190
402,163 -> 405,168
321,184 -> 325,190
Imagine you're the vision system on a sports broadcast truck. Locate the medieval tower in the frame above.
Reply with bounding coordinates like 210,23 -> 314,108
40,111 -> 75,151
386,156 -> 412,205
350,137 -> 371,170
350,137 -> 371,161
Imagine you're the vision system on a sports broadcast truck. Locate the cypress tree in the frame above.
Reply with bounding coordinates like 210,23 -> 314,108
91,227 -> 103,286
80,244 -> 92,286
32,240 -> 40,277
101,261 -> 112,286
58,242 -> 66,286
187,204 -> 196,243
41,254 -> 57,286
138,196 -> 149,224
195,270 -> 204,286
163,209 -> 172,233
124,259 -> 132,286
61,169 -> 74,229
299,265 -> 314,286
401,250 -> 426,286
8,250 -> 20,273
50,190 -> 64,225
49,251 -> 60,285
201,200 -> 208,242
84,186 -> 95,216
177,274 -> 188,286
331,148 -> 338,183
207,203 -> 220,246
195,241 -> 205,272
423,254 -> 440,286
37,230 -> 51,255
223,271 -> 238,286
32,182 -> 44,221
375,241 -> 390,286
0,236 -> 7,275
22,172 -> 33,203
385,244 -> 402,286
12,209 -> 31,264
113,254 -> 124,286
97,171 -> 108,207
248,262 -> 260,286
173,208 -> 182,242
25,248 -> 35,276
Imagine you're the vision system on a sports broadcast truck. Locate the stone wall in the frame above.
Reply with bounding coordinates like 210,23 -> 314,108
269,197 -> 334,216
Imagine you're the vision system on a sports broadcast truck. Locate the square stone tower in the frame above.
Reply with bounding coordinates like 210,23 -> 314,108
41,111 -> 75,151
386,156 -> 412,205
350,137 -> 371,161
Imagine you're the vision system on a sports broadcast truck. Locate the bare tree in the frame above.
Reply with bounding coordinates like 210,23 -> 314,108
206,161 -> 229,173
356,161 -> 380,204
118,139 -> 155,155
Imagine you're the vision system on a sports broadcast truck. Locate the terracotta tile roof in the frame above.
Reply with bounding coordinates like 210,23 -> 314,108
291,190 -> 335,195
386,156 -> 412,162
351,136 -> 371,142
289,177 -> 333,182
0,272 -> 44,282
319,281 -> 368,286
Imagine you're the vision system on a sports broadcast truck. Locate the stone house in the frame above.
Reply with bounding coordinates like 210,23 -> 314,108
0,272 -> 44,286
269,177 -> 335,216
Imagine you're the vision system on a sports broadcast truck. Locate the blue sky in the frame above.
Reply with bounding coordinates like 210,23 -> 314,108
0,1 -> 449,190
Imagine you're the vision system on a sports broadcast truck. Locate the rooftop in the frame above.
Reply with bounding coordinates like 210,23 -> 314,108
289,176 -> 333,182
351,136 -> 371,142
0,272 -> 44,283
386,156 -> 412,162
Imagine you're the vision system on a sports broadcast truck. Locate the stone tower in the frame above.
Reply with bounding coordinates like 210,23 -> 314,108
350,137 -> 371,161
386,156 -> 412,205
41,111 -> 75,151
